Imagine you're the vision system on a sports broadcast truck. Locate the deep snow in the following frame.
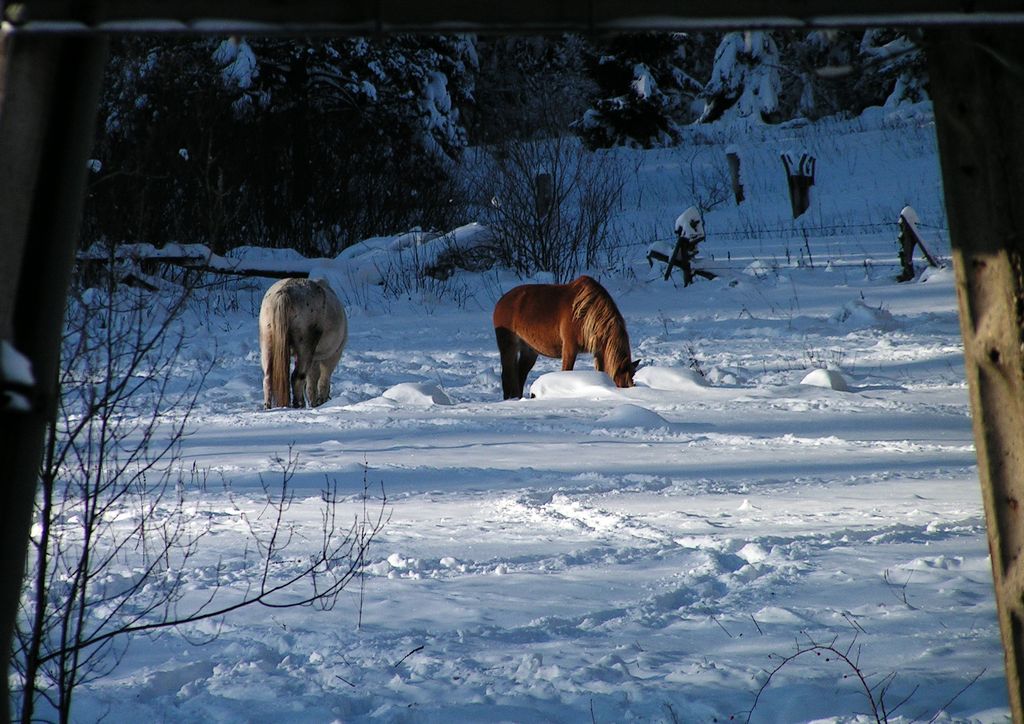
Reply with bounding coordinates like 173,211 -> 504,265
55,104 -> 1010,723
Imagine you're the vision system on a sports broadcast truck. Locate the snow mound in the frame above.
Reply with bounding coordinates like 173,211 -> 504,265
337,223 -> 494,285
381,382 -> 453,406
634,366 -> 708,391
920,265 -> 953,283
904,554 -> 964,571
743,259 -> 772,277
736,542 -> 769,563
831,299 -> 898,330
800,368 -> 850,392
598,404 -> 669,429
706,367 -> 739,385
530,371 -> 618,399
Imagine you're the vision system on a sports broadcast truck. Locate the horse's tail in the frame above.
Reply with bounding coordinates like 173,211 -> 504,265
267,293 -> 292,407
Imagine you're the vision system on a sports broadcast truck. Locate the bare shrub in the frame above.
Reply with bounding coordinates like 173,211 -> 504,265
746,628 -> 985,724
12,273 -> 385,724
473,136 -> 626,281
677,147 -> 732,216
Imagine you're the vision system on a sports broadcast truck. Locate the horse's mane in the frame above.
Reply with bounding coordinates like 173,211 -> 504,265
570,277 -> 631,365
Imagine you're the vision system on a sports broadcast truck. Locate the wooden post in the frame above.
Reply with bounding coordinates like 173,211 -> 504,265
781,151 -> 815,218
0,27 -> 108,717
535,171 -> 553,220
896,216 -> 919,282
660,206 -> 716,286
927,26 -> 1024,721
896,207 -> 941,282
726,146 -> 744,204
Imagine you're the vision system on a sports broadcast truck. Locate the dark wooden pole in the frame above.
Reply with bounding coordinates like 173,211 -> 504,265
926,26 -> 1024,720
726,148 -> 744,204
0,29 -> 108,719
781,151 -> 815,218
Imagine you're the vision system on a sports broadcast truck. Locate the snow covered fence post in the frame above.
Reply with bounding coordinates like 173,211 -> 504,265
781,151 -> 815,218
927,25 -> 1024,720
672,207 -> 715,285
896,206 -> 940,282
646,207 -> 716,285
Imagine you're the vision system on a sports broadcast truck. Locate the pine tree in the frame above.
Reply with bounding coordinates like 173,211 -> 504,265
578,33 -> 708,149
855,29 -> 927,108
83,35 -> 476,255
698,31 -> 783,124
468,34 -> 593,143
776,29 -> 926,122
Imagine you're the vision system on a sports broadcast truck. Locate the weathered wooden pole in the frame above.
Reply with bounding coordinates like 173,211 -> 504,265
926,26 -> 1024,721
726,146 -> 744,204
781,151 -> 815,218
0,25 -> 108,719
896,207 -> 940,282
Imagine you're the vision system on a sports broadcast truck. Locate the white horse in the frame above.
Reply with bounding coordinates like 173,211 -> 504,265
259,277 -> 348,409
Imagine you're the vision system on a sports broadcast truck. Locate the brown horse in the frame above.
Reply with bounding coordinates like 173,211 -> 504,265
492,275 -> 638,399
259,277 -> 348,409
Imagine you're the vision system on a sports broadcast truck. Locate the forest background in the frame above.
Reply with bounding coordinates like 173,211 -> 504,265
84,29 -> 924,257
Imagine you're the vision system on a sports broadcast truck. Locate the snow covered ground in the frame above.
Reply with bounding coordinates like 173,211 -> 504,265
63,105 -> 1010,722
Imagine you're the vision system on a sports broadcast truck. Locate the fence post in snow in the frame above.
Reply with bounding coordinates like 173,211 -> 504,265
896,206 -> 940,282
781,151 -> 815,218
534,171 -> 553,220
726,146 -> 744,204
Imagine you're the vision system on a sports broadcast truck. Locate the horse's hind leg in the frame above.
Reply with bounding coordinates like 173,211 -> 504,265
495,327 -> 523,399
290,366 -> 306,407
307,363 -> 322,407
517,347 -> 538,398
290,323 -> 325,407
290,344 -> 313,407
309,359 -> 332,407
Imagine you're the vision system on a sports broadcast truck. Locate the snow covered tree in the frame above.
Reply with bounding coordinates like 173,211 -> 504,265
775,30 -> 862,120
468,34 -> 594,143
201,34 -> 476,253
83,35 -> 477,256
854,29 -> 927,108
696,29 -> 926,126
775,29 -> 926,121
578,33 -> 707,149
698,31 -> 783,125
82,38 -> 233,251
